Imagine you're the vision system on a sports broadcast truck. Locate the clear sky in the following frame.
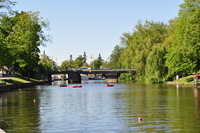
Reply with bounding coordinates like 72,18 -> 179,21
13,0 -> 183,66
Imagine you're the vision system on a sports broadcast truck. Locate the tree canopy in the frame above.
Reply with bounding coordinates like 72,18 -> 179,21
0,11 -> 51,77
108,0 -> 200,83
165,0 -> 200,76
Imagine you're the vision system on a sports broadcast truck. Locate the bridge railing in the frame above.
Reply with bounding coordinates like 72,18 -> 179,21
57,67 -> 134,71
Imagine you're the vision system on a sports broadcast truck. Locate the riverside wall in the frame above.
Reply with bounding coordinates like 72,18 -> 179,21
0,81 -> 48,93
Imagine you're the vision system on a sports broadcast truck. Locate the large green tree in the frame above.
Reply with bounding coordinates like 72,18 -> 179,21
165,0 -> 200,76
119,20 -> 168,81
145,44 -> 168,83
0,0 -> 16,66
1,11 -> 50,77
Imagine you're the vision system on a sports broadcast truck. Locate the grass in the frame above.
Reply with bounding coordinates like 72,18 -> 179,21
0,73 -> 43,85
167,75 -> 195,85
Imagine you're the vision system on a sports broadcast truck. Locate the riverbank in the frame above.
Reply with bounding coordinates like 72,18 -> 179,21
166,74 -> 199,87
0,81 -> 48,93
0,73 -> 199,93
0,73 -> 47,93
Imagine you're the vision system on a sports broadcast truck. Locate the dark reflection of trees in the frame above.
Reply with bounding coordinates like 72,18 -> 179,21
194,88 -> 200,122
0,87 -> 41,133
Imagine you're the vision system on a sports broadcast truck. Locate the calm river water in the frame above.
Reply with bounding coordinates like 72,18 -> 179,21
0,80 -> 200,133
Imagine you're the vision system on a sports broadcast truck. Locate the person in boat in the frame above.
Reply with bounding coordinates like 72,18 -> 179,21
107,83 -> 109,85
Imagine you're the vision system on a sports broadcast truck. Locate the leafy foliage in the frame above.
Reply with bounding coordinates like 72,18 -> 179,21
145,45 -> 168,83
73,55 -> 84,68
165,0 -> 200,77
108,45 -> 124,68
38,54 -> 56,72
118,73 -> 135,81
118,20 -> 168,82
60,55 -> 90,70
0,11 -> 51,78
107,0 -> 200,83
91,59 -> 101,69
60,60 -> 74,70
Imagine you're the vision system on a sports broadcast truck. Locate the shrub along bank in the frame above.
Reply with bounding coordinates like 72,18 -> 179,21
118,73 -> 199,87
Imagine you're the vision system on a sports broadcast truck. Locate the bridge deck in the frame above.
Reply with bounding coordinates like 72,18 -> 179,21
48,69 -> 136,74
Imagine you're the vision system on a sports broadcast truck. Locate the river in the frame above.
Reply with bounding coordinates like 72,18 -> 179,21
0,80 -> 200,132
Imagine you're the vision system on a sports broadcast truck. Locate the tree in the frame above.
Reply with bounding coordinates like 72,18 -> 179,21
0,12 -> 17,67
60,61 -> 67,70
145,44 -> 168,83
165,0 -> 200,76
74,55 -> 83,68
38,54 -> 55,72
91,59 -> 101,69
108,45 -> 123,68
163,19 -> 177,47
1,11 -> 51,77
0,0 -> 16,15
107,32 -> 130,69
60,59 -> 74,70
119,20 -> 168,81
82,62 -> 89,67
120,32 -> 131,48
98,53 -> 103,65
0,34 -> 8,65
82,51 -> 87,63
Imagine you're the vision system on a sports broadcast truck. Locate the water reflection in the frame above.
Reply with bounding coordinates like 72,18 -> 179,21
0,83 -> 200,132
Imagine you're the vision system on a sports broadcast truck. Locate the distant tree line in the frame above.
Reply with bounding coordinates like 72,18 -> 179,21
108,0 -> 200,83
59,52 -> 107,70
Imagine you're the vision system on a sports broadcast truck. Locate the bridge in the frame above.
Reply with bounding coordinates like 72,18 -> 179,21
46,69 -> 136,83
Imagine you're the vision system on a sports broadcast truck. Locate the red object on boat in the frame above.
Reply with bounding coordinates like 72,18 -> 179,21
105,84 -> 114,87
60,84 -> 67,87
72,85 -> 82,88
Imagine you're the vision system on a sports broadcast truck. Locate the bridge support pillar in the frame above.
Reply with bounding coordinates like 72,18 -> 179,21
48,74 -> 52,83
68,72 -> 81,83
104,73 -> 119,83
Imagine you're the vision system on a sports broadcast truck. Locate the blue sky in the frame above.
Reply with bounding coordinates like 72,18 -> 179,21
13,0 -> 183,65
